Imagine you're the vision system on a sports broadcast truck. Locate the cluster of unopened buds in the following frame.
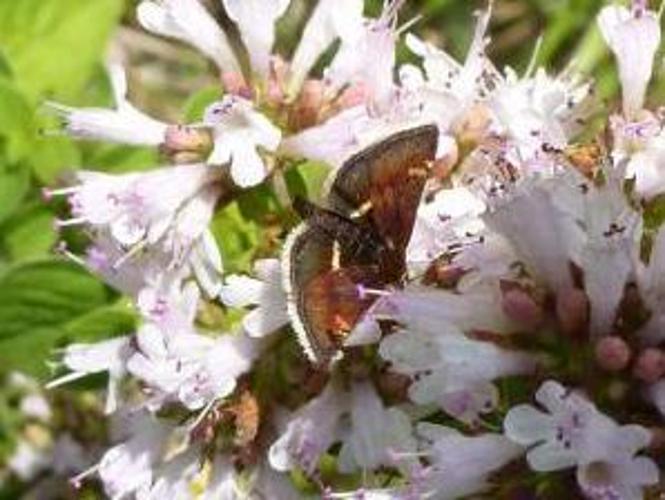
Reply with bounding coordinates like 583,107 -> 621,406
11,0 -> 665,498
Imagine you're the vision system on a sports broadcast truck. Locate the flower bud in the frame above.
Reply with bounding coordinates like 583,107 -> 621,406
265,57 -> 289,107
163,125 -> 213,158
221,71 -> 251,99
288,79 -> 324,130
595,336 -> 631,372
634,348 -> 665,383
501,287 -> 544,331
556,287 -> 589,337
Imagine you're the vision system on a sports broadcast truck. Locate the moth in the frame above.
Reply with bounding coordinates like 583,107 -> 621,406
282,125 -> 438,365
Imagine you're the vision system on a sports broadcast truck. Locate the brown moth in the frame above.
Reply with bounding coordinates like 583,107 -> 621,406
282,125 -> 438,366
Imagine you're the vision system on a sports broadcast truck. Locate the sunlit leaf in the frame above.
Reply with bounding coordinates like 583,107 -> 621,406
0,0 -> 124,100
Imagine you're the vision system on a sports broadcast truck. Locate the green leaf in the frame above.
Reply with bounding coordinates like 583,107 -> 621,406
211,202 -> 261,274
237,184 -> 282,222
0,260 -> 111,378
0,165 -> 30,224
0,79 -> 34,162
65,300 -> 137,342
82,143 -> 159,174
0,203 -> 57,262
28,134 -> 81,184
0,0 -> 124,100
0,326 -> 67,377
0,49 -> 12,79
182,86 -> 224,122
286,161 -> 330,203
0,260 -> 109,340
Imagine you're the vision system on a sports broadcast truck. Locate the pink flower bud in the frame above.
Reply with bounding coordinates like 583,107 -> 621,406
634,348 -> 665,383
163,125 -> 212,155
288,79 -> 325,130
501,287 -> 544,331
595,336 -> 631,372
221,71 -> 251,98
556,287 -> 589,337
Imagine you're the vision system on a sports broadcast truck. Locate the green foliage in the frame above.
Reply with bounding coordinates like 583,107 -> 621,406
0,260 -> 113,377
183,86 -> 225,122
212,202 -> 263,274
0,0 -> 142,384
0,0 -> 124,100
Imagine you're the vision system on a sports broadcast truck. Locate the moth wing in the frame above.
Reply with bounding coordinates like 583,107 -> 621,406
282,223 -> 382,366
327,125 -> 438,254
282,223 -> 338,364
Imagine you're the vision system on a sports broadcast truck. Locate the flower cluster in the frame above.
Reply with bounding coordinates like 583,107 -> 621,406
32,0 -> 665,498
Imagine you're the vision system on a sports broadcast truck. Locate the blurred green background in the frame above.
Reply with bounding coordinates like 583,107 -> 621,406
0,0 -> 653,492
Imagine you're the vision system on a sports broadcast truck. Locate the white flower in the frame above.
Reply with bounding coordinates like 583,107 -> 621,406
380,289 -> 535,423
638,225 -> 665,345
281,105 -> 376,167
482,175 -> 584,294
381,286 -> 516,335
577,455 -> 659,500
382,331 -> 534,424
220,258 -> 289,338
55,163 -> 221,261
137,0 -> 241,73
8,441 -> 49,481
204,97 -> 282,187
176,333 -> 258,410
97,411 -> 173,499
138,448 -> 202,500
55,232 -> 180,301
579,175 -> 641,337
287,0 -> 365,96
406,186 -> 486,274
404,6 -> 499,130
188,229 -> 225,298
612,115 -> 665,200
47,336 -> 131,414
246,462 -> 302,500
222,0 -> 289,78
504,380 -> 653,472
327,488 -> 410,499
269,381 -> 349,474
598,3 -> 661,117
416,423 -> 523,499
338,382 -> 417,473
203,456 -> 298,499
490,68 -> 594,153
137,280 -> 200,337
201,457 -> 240,500
646,379 -> 665,416
324,0 -> 403,107
20,394 -> 51,422
51,434 -> 90,476
47,65 -> 168,146
128,328 -> 258,411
